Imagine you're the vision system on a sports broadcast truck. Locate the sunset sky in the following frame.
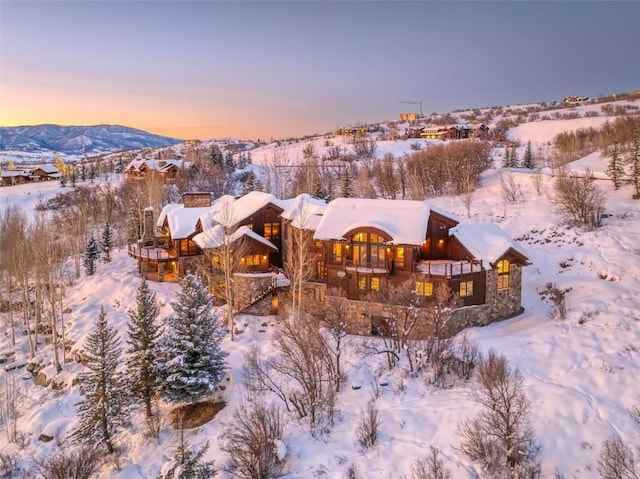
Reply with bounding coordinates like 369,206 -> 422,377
1,1 -> 639,141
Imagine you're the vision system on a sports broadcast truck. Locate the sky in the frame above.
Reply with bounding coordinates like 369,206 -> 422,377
1,1 -> 639,142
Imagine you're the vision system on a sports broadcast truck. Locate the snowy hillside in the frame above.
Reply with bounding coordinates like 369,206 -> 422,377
1,97 -> 639,478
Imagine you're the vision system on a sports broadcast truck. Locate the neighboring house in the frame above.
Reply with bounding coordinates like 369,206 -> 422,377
123,158 -> 192,182
0,164 -> 60,186
128,193 -> 529,339
1,169 -> 32,186
400,112 -> 421,121
301,198 -> 529,338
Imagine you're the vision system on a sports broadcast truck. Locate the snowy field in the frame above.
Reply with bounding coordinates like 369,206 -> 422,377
1,112 -> 639,478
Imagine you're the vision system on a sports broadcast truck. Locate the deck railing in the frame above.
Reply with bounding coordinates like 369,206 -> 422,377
128,244 -> 178,262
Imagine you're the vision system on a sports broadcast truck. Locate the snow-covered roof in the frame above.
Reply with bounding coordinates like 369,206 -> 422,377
212,191 -> 284,227
1,169 -> 31,178
280,194 -> 327,230
193,225 -> 278,251
39,165 -> 59,174
448,223 -> 529,268
314,198 -> 456,245
156,202 -> 212,240
124,158 -> 191,172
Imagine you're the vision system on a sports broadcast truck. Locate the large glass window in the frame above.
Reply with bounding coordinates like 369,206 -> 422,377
332,243 -> 343,263
264,222 -> 280,241
497,260 -> 510,290
316,261 -> 326,280
351,232 -> 386,267
395,247 -> 405,268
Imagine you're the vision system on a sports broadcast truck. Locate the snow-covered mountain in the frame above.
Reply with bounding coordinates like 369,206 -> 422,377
0,124 -> 183,155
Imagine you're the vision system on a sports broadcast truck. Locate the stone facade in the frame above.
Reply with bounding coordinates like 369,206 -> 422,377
304,265 -> 524,339
234,273 -> 278,316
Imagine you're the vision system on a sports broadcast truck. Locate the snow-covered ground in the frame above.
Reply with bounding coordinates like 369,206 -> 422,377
1,110 -> 639,478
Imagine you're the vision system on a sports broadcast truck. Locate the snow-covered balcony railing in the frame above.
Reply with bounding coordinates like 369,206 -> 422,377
415,259 -> 483,278
128,244 -> 177,262
344,259 -> 390,274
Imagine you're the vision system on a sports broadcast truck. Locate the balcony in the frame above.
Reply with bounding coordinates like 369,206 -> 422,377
415,259 -> 483,278
128,243 -> 178,263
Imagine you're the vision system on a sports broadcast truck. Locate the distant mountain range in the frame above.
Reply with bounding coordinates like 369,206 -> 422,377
0,124 -> 184,156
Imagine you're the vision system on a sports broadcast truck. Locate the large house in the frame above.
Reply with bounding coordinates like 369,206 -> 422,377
128,193 -> 529,338
124,158 -> 192,182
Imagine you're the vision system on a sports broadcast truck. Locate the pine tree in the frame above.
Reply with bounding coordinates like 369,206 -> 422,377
510,147 -> 519,168
224,151 -> 235,171
606,142 -> 625,189
341,165 -> 354,198
209,145 -> 224,169
160,274 -> 228,403
74,306 -> 128,454
502,147 -> 510,168
126,279 -> 162,417
242,170 -> 257,195
628,135 -> 640,197
522,141 -> 534,169
100,222 -> 115,262
83,235 -> 100,275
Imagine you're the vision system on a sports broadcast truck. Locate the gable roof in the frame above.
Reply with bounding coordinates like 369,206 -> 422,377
193,224 -> 278,251
314,198 -> 458,246
280,193 -> 327,230
212,191 -> 285,227
448,223 -> 529,267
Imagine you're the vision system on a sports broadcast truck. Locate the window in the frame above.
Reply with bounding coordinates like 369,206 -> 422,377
244,254 -> 261,266
358,276 -> 367,290
351,231 -> 386,267
371,277 -> 380,291
316,261 -> 326,280
395,247 -> 405,268
416,281 -> 433,296
460,280 -> 474,297
314,289 -> 326,302
332,243 -> 343,263
264,222 -> 280,241
497,259 -> 510,290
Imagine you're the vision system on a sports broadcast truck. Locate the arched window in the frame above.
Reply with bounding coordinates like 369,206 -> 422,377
497,259 -> 510,290
351,232 -> 386,267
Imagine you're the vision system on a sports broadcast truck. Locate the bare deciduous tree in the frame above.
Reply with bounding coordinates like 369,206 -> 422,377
356,401 -> 381,449
221,401 -> 285,479
551,168 -> 606,230
32,445 -> 103,479
458,350 -> 541,477
244,317 -> 338,432
597,436 -> 639,479
410,446 -> 453,479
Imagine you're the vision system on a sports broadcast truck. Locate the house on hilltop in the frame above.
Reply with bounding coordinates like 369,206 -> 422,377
123,158 -> 192,183
128,192 -> 529,339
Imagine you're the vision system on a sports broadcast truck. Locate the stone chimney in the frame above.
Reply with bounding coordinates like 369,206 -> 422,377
142,207 -> 157,247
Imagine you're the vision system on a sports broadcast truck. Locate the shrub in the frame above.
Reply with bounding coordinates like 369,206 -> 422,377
356,401 -> 381,449
32,445 -> 102,479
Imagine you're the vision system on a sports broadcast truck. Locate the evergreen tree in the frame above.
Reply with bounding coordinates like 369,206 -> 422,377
160,274 -> 228,403
606,142 -> 625,189
627,135 -> 640,197
101,222 -> 115,262
158,439 -> 216,479
89,163 -> 96,183
224,151 -> 235,171
126,279 -> 162,417
510,147 -> 519,168
522,141 -> 534,169
341,165 -> 354,198
74,306 -> 128,454
80,162 -> 87,181
209,145 -> 224,169
502,146 -> 510,168
83,235 -> 100,275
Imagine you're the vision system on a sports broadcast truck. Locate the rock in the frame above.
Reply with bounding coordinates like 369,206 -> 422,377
351,384 -> 362,390
63,307 -> 72,314
261,322 -> 269,327
51,380 -> 65,391
26,362 -> 40,372
38,434 -> 54,442
34,371 -> 50,387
